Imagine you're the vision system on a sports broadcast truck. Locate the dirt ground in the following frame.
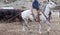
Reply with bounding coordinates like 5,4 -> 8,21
0,12 -> 60,35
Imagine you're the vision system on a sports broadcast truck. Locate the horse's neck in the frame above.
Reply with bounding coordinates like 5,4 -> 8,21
44,5 -> 50,18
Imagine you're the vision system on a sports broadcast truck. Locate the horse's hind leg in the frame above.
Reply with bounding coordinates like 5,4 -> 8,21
22,18 -> 30,31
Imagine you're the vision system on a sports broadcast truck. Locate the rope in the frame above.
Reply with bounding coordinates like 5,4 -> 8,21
6,12 -> 22,21
6,9 -> 48,22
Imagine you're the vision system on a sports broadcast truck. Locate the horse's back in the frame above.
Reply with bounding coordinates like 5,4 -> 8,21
21,10 -> 32,16
21,10 -> 32,19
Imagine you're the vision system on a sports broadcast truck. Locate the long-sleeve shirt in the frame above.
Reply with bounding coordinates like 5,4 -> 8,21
32,0 -> 40,10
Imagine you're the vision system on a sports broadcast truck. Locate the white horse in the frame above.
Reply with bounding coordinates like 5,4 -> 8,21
21,1 -> 57,33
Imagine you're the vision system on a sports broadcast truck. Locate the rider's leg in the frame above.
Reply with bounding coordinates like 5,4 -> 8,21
32,9 -> 38,21
36,9 -> 40,22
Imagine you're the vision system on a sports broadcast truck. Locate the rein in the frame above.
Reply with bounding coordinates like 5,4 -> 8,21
41,4 -> 50,21
42,11 -> 49,21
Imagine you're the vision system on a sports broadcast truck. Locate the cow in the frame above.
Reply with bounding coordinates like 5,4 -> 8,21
0,9 -> 24,22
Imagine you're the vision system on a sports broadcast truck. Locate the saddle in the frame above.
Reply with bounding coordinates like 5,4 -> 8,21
31,9 -> 41,22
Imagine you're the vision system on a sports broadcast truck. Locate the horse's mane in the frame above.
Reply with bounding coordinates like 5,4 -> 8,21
42,3 -> 47,12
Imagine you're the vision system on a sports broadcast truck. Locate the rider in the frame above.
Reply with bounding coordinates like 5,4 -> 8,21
32,0 -> 40,21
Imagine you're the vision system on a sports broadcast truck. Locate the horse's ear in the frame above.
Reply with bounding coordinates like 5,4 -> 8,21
48,0 -> 49,2
48,0 -> 52,2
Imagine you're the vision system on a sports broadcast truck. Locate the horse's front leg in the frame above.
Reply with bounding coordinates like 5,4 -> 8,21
46,21 -> 51,33
38,22 -> 42,34
38,16 -> 42,34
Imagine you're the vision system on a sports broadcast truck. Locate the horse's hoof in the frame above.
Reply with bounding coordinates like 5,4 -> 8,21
47,28 -> 51,32
22,28 -> 26,31
47,32 -> 49,34
47,31 -> 50,34
22,29 -> 26,31
39,31 -> 42,34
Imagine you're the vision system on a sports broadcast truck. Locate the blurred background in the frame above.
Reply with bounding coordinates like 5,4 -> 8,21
0,0 -> 60,10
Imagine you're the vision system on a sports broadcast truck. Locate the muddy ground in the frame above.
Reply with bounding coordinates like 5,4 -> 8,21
0,12 -> 60,35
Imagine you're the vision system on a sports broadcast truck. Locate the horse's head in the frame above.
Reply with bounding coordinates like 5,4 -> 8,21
47,1 -> 57,8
